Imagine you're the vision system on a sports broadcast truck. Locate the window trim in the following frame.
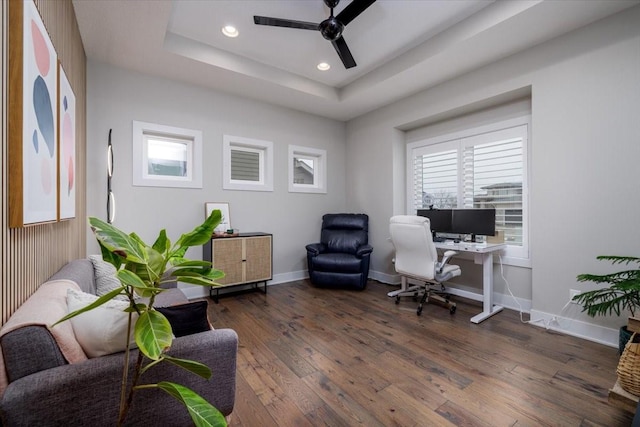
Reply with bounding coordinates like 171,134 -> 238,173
132,121 -> 202,189
407,116 -> 530,264
288,145 -> 327,194
223,135 -> 274,192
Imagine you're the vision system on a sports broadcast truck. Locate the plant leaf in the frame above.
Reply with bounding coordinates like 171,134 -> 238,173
98,240 -> 122,270
176,210 -> 221,249
117,269 -> 148,289
152,229 -> 171,256
596,255 -> 640,265
162,355 -> 212,379
177,276 -> 224,287
172,260 -> 214,268
156,382 -> 227,427
135,310 -> 173,360
89,217 -> 147,264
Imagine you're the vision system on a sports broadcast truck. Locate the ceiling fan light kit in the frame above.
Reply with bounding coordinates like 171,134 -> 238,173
253,0 -> 377,69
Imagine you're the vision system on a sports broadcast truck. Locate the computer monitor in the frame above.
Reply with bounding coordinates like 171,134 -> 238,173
451,209 -> 496,241
416,209 -> 452,234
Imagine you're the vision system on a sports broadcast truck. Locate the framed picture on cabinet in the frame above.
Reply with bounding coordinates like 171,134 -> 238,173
205,202 -> 231,234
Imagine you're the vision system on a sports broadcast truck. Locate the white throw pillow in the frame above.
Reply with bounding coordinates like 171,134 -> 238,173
88,254 -> 127,301
67,288 -> 138,358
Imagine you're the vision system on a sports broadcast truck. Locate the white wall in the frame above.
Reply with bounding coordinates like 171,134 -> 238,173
86,61 -> 347,297
346,7 -> 640,344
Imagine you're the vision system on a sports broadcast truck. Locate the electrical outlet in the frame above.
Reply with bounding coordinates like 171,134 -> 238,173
570,289 -> 581,303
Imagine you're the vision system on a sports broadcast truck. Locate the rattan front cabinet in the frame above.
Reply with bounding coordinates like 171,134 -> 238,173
203,233 -> 272,302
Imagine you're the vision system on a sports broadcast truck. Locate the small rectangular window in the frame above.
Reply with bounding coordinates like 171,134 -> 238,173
223,135 -> 273,192
288,145 -> 327,194
230,149 -> 260,182
145,135 -> 189,178
133,121 -> 202,188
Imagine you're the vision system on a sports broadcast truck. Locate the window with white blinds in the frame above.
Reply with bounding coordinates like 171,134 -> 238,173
223,135 -> 274,192
408,118 -> 529,260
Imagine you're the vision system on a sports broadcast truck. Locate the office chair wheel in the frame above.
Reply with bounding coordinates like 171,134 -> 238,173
449,305 -> 457,314
395,296 -> 400,305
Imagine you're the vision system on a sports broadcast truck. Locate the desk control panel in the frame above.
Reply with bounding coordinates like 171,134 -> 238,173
436,241 -> 505,253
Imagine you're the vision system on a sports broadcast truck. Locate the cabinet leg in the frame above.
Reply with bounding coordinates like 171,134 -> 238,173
210,287 -> 220,304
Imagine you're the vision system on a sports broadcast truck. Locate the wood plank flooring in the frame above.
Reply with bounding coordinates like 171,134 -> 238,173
207,280 -> 633,426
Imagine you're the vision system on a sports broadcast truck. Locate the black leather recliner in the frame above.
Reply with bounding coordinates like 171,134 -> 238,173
305,213 -> 373,290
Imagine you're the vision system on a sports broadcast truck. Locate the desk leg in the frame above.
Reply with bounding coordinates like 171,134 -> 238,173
470,252 -> 503,324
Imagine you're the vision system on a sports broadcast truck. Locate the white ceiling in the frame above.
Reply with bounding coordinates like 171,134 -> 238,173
72,0 -> 639,121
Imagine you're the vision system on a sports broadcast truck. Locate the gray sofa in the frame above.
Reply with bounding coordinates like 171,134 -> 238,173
0,259 -> 238,426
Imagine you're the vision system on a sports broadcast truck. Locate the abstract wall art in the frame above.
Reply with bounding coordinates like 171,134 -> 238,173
58,64 -> 76,220
8,0 -> 59,227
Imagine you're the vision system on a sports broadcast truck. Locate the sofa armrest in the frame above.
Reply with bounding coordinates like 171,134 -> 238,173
0,328 -> 238,427
305,243 -> 326,256
356,244 -> 373,258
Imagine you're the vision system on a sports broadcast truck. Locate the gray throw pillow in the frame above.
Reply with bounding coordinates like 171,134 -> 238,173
88,255 -> 126,301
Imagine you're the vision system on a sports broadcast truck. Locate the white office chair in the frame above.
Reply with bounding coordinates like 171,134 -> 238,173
389,215 -> 461,315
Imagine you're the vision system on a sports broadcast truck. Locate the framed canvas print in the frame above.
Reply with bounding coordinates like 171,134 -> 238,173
8,0 -> 58,227
205,202 -> 231,234
58,63 -> 76,220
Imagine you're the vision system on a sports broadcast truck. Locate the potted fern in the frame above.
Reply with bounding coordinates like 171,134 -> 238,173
56,211 -> 227,426
572,255 -> 640,354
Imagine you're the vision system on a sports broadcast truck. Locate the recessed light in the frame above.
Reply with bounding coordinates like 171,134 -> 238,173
317,62 -> 330,71
222,25 -> 239,38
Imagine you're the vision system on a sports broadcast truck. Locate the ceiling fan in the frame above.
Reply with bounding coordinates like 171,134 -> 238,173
253,0 -> 377,69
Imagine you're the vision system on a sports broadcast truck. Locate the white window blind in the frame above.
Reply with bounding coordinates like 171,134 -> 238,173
408,119 -> 529,260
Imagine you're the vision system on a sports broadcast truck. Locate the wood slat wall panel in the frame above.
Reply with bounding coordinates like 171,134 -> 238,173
1,0 -> 86,325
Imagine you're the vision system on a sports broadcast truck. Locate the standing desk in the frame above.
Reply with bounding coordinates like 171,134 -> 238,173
434,241 -> 506,323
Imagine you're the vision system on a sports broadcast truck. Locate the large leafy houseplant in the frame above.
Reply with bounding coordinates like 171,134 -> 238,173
572,255 -> 640,317
572,255 -> 640,354
55,212 -> 226,427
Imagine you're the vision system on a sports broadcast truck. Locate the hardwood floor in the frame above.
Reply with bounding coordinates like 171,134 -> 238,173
207,280 -> 633,427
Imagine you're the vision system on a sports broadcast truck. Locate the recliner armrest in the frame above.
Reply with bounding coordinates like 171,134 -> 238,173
356,244 -> 373,258
305,243 -> 326,256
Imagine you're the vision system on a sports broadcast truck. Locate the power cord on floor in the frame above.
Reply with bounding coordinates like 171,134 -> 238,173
498,254 -> 565,329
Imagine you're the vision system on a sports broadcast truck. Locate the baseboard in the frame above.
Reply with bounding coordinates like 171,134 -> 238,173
368,269 -> 399,284
529,309 -> 618,348
179,270 -> 309,300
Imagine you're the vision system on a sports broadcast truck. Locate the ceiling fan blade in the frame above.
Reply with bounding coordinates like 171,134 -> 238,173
332,36 -> 356,69
335,0 -> 376,26
253,16 -> 319,31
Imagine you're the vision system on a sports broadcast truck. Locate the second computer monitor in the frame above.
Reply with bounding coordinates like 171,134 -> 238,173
451,208 -> 496,237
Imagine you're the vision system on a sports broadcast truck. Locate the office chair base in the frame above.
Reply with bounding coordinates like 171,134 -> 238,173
417,292 -> 456,316
387,285 -> 422,299
395,293 -> 421,304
